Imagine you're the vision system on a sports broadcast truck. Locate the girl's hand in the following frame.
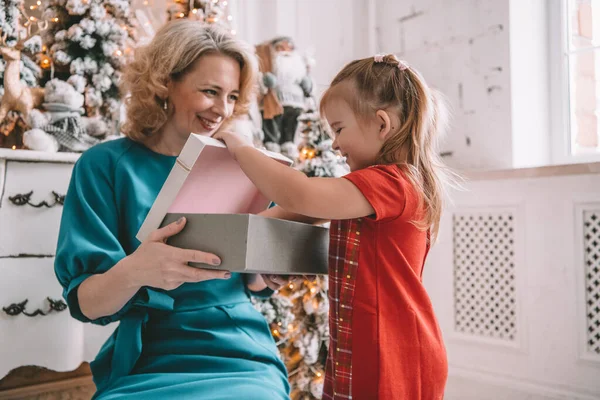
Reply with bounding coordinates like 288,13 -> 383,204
214,129 -> 254,160
126,217 -> 231,291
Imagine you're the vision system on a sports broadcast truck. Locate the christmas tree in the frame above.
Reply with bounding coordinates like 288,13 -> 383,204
253,107 -> 348,400
295,110 -> 349,178
39,0 -> 138,125
253,277 -> 329,400
166,0 -> 234,33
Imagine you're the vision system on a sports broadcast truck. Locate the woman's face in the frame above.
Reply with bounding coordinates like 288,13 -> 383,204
166,53 -> 241,138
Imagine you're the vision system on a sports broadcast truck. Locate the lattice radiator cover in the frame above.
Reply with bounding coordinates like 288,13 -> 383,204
453,212 -> 517,341
584,210 -> 600,356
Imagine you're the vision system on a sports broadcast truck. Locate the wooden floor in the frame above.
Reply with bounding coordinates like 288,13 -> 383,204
0,364 -> 94,400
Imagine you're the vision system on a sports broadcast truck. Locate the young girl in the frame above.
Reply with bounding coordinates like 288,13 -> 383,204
217,54 -> 451,400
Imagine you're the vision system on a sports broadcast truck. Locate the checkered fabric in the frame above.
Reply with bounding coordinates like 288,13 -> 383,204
44,115 -> 98,152
323,217 -> 363,400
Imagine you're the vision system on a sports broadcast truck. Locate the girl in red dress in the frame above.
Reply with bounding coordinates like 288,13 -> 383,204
218,54 -> 455,400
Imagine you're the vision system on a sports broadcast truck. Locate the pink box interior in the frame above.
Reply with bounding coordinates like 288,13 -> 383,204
167,145 -> 277,215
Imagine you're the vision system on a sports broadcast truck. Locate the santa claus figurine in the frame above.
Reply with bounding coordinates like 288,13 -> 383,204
256,36 -> 313,158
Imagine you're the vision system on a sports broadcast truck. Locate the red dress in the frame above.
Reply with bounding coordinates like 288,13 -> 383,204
323,165 -> 448,400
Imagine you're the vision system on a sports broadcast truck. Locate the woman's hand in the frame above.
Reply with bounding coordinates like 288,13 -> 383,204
125,217 -> 231,291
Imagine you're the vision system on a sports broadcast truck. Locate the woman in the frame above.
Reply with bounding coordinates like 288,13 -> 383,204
54,20 -> 290,399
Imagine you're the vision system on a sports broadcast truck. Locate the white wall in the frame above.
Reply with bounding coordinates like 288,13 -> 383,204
374,0 -> 514,170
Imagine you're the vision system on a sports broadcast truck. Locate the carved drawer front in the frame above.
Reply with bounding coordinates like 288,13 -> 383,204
0,257 -> 86,378
0,161 -> 74,257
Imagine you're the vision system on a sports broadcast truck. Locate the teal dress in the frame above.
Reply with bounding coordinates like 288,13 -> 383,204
54,138 -> 290,399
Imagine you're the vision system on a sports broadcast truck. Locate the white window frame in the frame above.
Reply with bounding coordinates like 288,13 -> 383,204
550,0 -> 600,164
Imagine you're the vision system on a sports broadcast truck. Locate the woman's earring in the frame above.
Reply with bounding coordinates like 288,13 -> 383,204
163,99 -> 168,110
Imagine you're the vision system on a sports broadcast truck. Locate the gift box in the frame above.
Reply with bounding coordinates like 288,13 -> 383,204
136,134 -> 329,275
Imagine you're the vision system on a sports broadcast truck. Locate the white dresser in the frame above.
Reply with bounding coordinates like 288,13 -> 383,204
0,149 -> 115,380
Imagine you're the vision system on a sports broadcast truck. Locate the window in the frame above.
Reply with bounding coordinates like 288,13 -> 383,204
554,0 -> 600,163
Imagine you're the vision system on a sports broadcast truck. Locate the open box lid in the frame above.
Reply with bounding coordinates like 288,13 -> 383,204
136,134 -> 292,242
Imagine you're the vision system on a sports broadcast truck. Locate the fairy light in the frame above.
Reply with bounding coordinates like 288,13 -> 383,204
310,287 -> 316,293
191,8 -> 197,14
289,283 -> 294,289
40,56 -> 51,69
52,17 -> 59,22
11,145 -> 16,150
227,15 -> 232,21
230,29 -> 236,35
316,372 -> 322,377
115,50 -> 123,56
179,12 -> 185,18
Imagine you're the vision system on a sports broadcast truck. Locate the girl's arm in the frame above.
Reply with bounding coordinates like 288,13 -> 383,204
215,132 -> 374,220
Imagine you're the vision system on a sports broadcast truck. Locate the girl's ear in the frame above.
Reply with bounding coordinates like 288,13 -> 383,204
375,110 -> 392,140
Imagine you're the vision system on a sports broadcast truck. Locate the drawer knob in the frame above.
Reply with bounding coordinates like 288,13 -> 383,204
2,297 -> 68,317
8,191 -> 65,208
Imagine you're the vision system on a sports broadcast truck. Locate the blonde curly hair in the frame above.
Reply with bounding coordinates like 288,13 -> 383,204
120,20 -> 258,141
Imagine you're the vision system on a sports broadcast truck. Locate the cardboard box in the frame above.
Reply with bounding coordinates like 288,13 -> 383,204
136,134 -> 329,275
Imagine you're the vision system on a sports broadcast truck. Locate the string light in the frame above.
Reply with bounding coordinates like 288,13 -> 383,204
230,29 -> 236,35
227,15 -> 233,21
11,146 -> 16,150
191,8 -> 197,14
52,17 -> 59,22
40,55 -> 51,69
115,50 -> 123,56
300,146 -> 316,160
